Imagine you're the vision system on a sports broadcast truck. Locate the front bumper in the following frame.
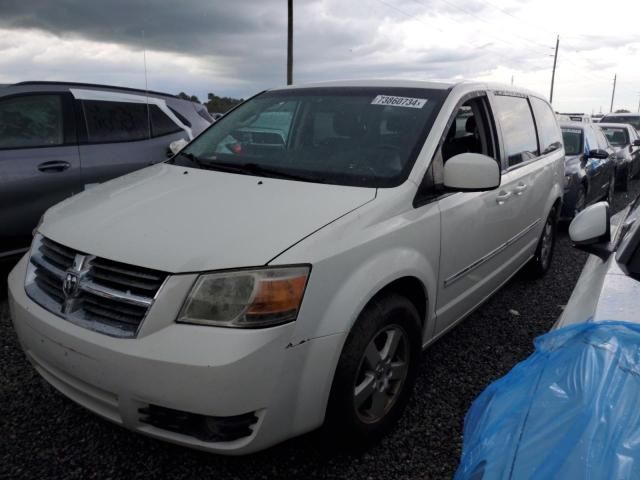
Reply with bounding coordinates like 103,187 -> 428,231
8,256 -> 344,454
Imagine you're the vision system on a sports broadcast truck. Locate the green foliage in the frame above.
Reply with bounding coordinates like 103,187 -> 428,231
176,92 -> 201,103
176,91 -> 243,113
204,93 -> 244,114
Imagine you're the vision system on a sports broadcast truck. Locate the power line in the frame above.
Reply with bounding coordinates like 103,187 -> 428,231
373,0 -> 551,67
473,0 -> 588,42
371,0 -> 628,106
425,0 -> 552,54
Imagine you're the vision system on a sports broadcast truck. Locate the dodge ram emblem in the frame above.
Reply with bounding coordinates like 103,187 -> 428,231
62,272 -> 79,298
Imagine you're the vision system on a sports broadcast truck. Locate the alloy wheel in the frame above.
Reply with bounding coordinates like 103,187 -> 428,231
354,325 -> 409,424
539,218 -> 554,270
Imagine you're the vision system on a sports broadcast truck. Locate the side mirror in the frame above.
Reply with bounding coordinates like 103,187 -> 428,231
587,149 -> 609,160
569,202 -> 612,260
168,138 -> 189,157
443,153 -> 500,192
633,139 -> 640,147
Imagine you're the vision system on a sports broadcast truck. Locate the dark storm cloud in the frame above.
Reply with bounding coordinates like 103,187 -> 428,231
2,0 -> 620,101
0,0 -> 278,55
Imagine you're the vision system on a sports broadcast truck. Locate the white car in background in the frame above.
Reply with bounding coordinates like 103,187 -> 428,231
556,198 -> 640,329
9,80 -> 564,454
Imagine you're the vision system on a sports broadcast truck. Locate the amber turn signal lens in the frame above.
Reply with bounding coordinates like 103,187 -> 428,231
247,275 -> 308,315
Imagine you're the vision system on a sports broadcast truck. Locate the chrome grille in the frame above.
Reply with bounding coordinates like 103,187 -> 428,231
25,234 -> 168,338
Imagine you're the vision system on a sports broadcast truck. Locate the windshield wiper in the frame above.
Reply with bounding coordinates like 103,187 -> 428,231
170,151 -> 204,167
197,160 -> 325,183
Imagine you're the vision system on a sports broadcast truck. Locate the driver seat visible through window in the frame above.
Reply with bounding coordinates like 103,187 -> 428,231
442,99 -> 496,163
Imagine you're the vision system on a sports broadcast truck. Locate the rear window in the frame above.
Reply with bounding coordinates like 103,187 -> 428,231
561,128 -> 583,156
601,115 -> 640,130
493,94 -> 539,167
82,100 -> 149,143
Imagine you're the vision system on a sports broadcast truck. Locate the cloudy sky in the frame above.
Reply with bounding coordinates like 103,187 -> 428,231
0,0 -> 638,113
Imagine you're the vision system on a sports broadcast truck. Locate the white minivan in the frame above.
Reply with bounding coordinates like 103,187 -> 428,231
8,80 -> 564,454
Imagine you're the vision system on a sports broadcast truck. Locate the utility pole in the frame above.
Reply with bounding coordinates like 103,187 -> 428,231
549,35 -> 559,104
287,0 -> 293,85
610,74 -> 617,113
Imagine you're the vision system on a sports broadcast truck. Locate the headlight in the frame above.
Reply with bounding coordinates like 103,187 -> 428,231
177,266 -> 310,328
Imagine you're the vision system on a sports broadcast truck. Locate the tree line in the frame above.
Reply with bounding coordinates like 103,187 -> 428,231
177,92 -> 244,114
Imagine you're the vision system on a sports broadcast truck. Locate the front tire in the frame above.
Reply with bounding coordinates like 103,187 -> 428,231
526,206 -> 557,277
324,293 -> 422,446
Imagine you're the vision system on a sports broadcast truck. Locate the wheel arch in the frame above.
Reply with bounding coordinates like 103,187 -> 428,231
365,276 -> 428,331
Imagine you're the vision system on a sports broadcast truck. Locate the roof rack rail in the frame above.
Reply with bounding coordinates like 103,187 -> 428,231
12,81 -> 179,99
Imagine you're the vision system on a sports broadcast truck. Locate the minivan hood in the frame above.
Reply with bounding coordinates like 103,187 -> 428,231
40,164 -> 376,272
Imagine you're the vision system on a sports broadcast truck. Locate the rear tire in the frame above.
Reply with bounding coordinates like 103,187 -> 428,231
526,206 -> 557,277
324,293 -> 422,447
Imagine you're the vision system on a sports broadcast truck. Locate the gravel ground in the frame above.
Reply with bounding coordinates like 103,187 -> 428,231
2,182 -> 639,480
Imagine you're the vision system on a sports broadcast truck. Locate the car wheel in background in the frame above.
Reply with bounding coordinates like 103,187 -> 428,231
526,206 -> 557,277
325,293 -> 421,446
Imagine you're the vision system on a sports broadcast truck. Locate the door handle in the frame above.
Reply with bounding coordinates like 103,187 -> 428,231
514,183 -> 528,195
496,191 -> 512,205
38,160 -> 71,172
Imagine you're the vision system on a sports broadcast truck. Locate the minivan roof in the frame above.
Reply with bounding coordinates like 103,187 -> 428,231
10,81 -> 178,99
270,79 -> 545,99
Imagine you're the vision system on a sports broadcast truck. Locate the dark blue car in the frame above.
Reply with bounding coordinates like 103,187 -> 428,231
560,122 -> 617,220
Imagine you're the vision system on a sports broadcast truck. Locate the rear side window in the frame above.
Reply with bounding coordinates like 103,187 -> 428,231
168,106 -> 192,128
493,94 -> 539,167
530,97 -> 562,154
0,95 -> 64,149
149,105 -> 182,137
82,100 -> 149,143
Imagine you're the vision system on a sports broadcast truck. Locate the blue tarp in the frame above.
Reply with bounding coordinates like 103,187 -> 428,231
455,321 -> 640,480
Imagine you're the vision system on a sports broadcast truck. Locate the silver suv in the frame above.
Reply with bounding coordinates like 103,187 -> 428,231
0,81 -> 212,259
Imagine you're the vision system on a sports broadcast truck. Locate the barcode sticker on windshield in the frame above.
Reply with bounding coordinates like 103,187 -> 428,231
371,95 -> 427,108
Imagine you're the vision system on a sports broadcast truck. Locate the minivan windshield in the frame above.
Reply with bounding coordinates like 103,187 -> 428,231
171,87 -> 448,187
601,115 -> 640,131
561,128 -> 583,156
